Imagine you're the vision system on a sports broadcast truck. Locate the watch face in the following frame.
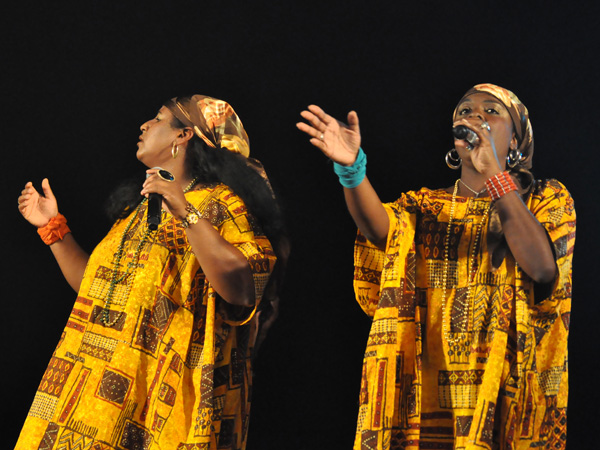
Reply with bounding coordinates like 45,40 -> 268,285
188,213 -> 199,225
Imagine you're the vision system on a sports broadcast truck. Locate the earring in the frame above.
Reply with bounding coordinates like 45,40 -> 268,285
445,149 -> 462,170
506,148 -> 522,169
172,141 -> 179,159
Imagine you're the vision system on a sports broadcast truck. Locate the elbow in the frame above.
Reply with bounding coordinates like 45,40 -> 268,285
363,231 -> 387,251
224,260 -> 256,307
530,263 -> 558,285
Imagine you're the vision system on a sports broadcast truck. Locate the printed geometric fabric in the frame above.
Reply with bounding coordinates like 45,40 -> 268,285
353,179 -> 575,449
15,182 -> 276,450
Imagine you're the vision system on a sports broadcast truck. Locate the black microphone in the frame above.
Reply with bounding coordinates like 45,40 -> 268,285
146,168 -> 163,231
452,125 -> 479,149
147,193 -> 162,231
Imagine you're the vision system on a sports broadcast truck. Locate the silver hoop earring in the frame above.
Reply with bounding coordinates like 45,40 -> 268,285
445,149 -> 462,170
507,149 -> 522,169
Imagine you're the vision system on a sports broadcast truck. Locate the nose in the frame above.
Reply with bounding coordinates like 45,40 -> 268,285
140,119 -> 152,132
467,111 -> 485,122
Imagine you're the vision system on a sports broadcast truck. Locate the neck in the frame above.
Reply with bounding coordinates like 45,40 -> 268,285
458,169 -> 488,198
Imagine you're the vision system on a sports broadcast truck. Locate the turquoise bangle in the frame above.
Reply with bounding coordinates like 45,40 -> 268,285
333,148 -> 367,188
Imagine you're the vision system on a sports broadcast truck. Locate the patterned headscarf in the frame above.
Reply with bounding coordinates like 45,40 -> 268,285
453,83 -> 534,169
166,95 -> 250,158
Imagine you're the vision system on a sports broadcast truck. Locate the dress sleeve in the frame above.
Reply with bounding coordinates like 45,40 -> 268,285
188,186 -> 277,325
353,192 -> 418,317
527,179 -> 576,309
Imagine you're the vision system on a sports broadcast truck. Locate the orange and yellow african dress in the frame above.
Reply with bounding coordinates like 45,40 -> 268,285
353,179 -> 575,450
15,183 -> 276,450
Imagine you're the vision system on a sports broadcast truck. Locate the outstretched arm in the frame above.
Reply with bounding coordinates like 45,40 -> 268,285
18,179 -> 89,292
297,105 -> 389,248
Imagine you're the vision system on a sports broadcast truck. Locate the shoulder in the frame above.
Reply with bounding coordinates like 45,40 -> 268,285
531,179 -> 574,206
185,183 -> 247,211
528,178 -> 576,221
185,183 -> 249,227
388,186 -> 451,214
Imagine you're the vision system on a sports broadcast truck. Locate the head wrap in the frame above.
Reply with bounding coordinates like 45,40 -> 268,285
166,95 -> 250,158
453,83 -> 534,170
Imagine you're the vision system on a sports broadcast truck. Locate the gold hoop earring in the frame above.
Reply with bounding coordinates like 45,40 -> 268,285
507,148 -> 522,169
172,141 -> 179,159
445,149 -> 462,170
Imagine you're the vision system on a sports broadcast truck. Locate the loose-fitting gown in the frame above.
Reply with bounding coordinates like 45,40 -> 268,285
353,179 -> 575,450
15,183 -> 276,450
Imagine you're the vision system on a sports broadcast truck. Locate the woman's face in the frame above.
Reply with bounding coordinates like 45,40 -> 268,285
137,106 -> 180,167
454,92 -> 518,167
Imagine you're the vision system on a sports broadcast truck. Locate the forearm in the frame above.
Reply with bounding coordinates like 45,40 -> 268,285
49,233 -> 90,292
344,176 -> 390,249
495,191 -> 557,283
185,220 -> 255,307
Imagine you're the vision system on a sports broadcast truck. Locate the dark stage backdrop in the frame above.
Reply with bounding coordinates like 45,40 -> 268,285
3,2 -> 598,449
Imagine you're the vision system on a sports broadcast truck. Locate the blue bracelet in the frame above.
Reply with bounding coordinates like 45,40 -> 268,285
333,148 -> 367,188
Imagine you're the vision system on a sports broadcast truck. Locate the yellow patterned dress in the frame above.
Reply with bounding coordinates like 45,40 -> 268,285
353,179 -> 575,450
15,183 -> 276,450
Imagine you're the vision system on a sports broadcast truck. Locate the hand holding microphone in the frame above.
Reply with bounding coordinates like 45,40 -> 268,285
452,120 -> 492,150
145,167 -> 175,231
452,125 -> 480,150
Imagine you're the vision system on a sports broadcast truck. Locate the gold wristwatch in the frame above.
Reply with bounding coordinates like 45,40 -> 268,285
180,202 -> 200,228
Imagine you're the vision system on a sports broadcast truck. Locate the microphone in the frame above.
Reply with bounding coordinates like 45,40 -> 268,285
452,125 -> 479,149
146,167 -> 165,231
147,193 -> 162,231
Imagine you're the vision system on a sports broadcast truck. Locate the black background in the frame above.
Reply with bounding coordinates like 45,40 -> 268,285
2,1 -> 598,448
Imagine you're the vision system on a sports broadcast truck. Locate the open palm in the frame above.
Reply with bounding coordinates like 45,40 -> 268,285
297,105 -> 361,166
18,179 -> 59,228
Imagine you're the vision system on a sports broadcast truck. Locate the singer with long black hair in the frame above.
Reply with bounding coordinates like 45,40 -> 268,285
297,83 -> 575,449
15,95 -> 287,450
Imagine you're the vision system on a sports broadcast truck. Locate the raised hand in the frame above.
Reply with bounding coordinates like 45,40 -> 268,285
297,105 -> 361,166
18,178 -> 59,227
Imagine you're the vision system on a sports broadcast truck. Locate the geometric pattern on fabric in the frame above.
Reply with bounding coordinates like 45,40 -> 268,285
15,184 -> 277,450
352,180 -> 575,450
80,331 -> 119,362
37,422 -> 60,450
29,393 -> 59,421
156,219 -> 189,256
87,266 -> 132,308
58,368 -> 91,423
38,357 -> 75,398
89,305 -> 126,331
176,443 -> 211,449
96,368 -> 133,407
56,429 -> 94,450
438,370 -> 484,409
119,420 -> 153,450
134,291 -> 178,354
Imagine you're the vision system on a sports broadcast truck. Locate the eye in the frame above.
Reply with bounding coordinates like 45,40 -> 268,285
458,106 -> 471,115
485,108 -> 500,115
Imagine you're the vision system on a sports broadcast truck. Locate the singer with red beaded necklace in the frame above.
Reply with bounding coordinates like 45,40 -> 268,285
297,83 -> 575,449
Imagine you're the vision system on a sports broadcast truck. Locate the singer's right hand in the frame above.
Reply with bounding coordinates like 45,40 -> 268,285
18,178 -> 59,228
296,105 -> 361,166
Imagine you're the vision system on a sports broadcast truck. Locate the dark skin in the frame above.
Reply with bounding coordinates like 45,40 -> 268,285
18,107 -> 255,306
297,94 -> 557,284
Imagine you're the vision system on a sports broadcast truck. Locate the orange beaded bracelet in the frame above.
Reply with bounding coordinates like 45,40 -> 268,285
485,171 -> 518,201
37,213 -> 71,245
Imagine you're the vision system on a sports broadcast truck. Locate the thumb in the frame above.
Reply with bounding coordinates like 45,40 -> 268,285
41,178 -> 56,200
347,111 -> 360,133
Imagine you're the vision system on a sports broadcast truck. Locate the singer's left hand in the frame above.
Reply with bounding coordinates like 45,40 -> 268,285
453,117 -> 503,177
141,169 -> 188,220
